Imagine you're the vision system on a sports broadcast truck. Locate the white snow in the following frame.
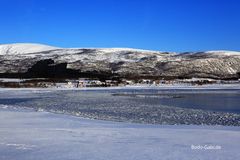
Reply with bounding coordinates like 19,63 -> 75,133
97,48 -> 165,54
0,43 -> 168,56
0,43 -> 58,55
0,43 -> 239,58
0,43 -> 176,64
206,50 -> 240,56
227,67 -> 237,74
52,48 -> 172,63
0,78 -> 25,82
1,43 -> 239,66
0,106 -> 239,160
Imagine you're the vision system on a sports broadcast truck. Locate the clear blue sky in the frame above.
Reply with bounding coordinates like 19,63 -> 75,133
0,0 -> 240,52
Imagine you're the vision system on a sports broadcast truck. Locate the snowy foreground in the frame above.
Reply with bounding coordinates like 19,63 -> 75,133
0,107 -> 240,160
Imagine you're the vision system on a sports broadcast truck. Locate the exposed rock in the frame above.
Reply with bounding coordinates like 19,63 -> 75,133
0,43 -> 240,80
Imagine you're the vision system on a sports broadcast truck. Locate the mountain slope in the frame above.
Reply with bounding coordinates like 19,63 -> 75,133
0,43 -> 58,55
0,43 -> 240,80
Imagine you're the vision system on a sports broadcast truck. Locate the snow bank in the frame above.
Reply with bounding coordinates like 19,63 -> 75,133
0,107 -> 239,160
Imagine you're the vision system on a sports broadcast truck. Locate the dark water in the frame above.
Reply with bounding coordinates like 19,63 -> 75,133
1,89 -> 240,125
155,93 -> 240,113
116,89 -> 240,113
0,89 -> 239,114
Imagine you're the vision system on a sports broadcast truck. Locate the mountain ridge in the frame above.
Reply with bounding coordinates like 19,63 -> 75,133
0,43 -> 240,80
0,43 -> 239,55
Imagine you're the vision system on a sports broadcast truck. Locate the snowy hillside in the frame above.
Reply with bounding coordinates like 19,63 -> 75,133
206,50 -> 240,56
0,43 -> 240,80
0,43 -> 58,55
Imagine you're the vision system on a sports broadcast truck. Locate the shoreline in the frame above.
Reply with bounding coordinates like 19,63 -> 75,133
1,83 -> 240,90
1,106 -> 240,129
0,87 -> 239,126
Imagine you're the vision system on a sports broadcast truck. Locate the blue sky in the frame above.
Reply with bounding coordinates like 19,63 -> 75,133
0,0 -> 240,52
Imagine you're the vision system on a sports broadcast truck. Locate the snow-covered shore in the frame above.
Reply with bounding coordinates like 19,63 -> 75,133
0,107 -> 239,160
0,83 -> 240,91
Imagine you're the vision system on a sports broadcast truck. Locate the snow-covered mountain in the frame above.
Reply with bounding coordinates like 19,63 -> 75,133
0,43 -> 240,80
0,43 -> 58,55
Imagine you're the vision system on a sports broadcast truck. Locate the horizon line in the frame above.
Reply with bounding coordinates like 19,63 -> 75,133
0,42 -> 240,53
